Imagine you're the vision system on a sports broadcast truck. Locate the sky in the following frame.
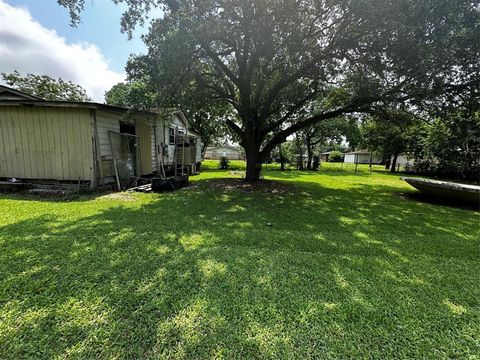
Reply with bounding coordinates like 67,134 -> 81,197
0,0 -> 158,101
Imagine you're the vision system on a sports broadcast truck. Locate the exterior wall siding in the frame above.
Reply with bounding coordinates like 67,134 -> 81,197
96,111 -> 121,178
96,111 -> 158,177
344,153 -> 382,164
0,106 -> 93,181
205,147 -> 242,160
135,119 -> 153,175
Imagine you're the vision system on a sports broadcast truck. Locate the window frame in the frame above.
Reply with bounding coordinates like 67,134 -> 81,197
168,127 -> 175,145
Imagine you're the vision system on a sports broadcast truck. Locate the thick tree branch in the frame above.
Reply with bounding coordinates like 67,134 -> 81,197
263,86 -> 320,135
225,118 -> 243,139
202,45 -> 241,87
259,107 -> 356,159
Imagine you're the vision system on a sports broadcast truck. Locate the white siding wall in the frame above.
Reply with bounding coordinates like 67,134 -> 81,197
96,111 -> 121,178
151,122 -> 158,172
153,113 -> 203,169
344,154 -> 381,164
395,154 -> 414,166
164,114 -> 187,165
344,154 -> 355,163
196,140 -> 203,162
205,147 -> 241,160
356,154 -> 372,164
96,111 -> 120,160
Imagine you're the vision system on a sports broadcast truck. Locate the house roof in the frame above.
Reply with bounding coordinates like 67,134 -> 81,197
207,146 -> 241,152
0,85 -> 200,135
0,98 -> 158,118
345,149 -> 371,155
0,85 -> 44,101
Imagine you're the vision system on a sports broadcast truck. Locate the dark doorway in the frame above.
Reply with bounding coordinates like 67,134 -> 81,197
120,122 -> 135,135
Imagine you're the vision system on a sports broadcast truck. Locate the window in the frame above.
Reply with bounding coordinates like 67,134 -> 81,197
189,136 -> 196,145
169,127 -> 175,144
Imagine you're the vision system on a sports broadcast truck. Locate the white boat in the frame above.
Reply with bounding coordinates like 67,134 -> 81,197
401,177 -> 480,205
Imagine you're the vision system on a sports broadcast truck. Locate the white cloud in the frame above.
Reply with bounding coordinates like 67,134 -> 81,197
0,1 -> 125,102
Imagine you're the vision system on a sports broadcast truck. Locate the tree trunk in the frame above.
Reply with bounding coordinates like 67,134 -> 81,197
385,159 -> 391,170
279,145 -> 286,171
201,141 -> 209,160
245,143 -> 262,182
306,137 -> 313,170
390,154 -> 399,173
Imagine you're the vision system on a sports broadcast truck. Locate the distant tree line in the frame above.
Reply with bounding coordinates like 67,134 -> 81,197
2,71 -> 91,102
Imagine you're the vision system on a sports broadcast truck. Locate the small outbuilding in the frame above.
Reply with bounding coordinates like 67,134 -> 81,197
205,146 -> 243,160
343,150 -> 382,164
0,85 -> 202,190
320,151 -> 337,162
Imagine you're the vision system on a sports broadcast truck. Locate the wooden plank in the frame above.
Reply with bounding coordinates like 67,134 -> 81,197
0,110 -> 9,177
51,107 -> 63,180
7,107 -> 19,177
2,108 -> 15,176
67,109 -> 78,180
89,109 -> 97,189
57,109 -> 70,180
135,119 -> 152,175
12,107 -> 24,178
79,109 -> 90,179
12,107 -> 27,178
32,107 -> 43,179
71,109 -> 82,179
43,107 -> 56,179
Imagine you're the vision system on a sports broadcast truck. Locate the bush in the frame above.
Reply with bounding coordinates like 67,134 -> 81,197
328,151 -> 343,162
219,156 -> 229,169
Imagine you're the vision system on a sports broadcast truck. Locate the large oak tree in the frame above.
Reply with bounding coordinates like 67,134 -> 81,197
59,0 -> 479,181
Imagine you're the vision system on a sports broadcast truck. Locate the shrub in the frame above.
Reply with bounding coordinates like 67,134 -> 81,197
219,156 -> 229,169
328,151 -> 343,162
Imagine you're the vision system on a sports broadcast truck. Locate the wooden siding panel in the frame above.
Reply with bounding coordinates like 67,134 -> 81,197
0,111 -> 9,176
58,108 -> 70,179
0,106 -> 92,181
96,111 -> 120,159
42,107 -> 55,179
2,109 -> 16,176
15,107 -> 28,178
12,107 -> 27,178
151,124 -> 157,172
35,107 -> 47,179
52,108 -> 64,179
135,119 -> 152,175
2,109 -> 12,176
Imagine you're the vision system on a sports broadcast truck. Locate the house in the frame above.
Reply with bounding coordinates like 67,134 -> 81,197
320,151 -> 338,162
393,154 -> 415,169
205,146 -> 243,160
343,150 -> 382,164
0,85 -> 202,189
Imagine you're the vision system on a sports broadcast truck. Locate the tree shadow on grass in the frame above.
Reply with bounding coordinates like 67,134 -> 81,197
0,177 -> 479,358
397,191 -> 480,211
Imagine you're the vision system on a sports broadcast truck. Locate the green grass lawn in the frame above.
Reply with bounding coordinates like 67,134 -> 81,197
1,162 -> 479,359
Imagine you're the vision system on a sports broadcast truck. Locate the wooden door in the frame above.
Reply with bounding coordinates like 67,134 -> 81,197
135,120 -> 152,175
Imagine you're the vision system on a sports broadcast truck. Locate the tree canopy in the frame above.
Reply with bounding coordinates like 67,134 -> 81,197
361,110 -> 421,172
59,0 -> 479,181
2,71 -> 91,102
